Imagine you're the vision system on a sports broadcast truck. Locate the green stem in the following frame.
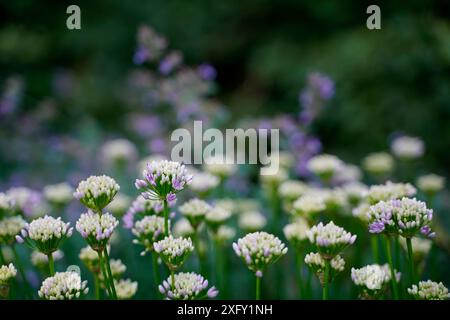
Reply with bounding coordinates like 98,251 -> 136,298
103,248 -> 117,300
384,235 -> 399,300
163,200 -> 169,236
94,273 -> 100,299
371,236 -> 380,263
406,237 -> 416,284
152,253 -> 161,290
170,271 -> 175,290
323,260 -> 330,300
47,253 -> 55,276
295,251 -> 303,299
11,245 -> 32,299
255,275 -> 261,300
98,250 -> 112,298
0,245 -> 5,265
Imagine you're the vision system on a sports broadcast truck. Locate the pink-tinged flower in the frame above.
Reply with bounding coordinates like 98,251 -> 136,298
159,272 -> 218,300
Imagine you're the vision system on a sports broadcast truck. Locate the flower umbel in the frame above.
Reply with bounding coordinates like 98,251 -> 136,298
76,211 -> 119,251
159,272 -> 218,300
305,252 -> 344,285
74,175 -> 120,212
232,231 -> 288,277
153,235 -> 194,271
306,221 -> 356,259
408,280 -> 449,300
38,271 -> 89,300
16,215 -> 72,255
132,215 -> 166,255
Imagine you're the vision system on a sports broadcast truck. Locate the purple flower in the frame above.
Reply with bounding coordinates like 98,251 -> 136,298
167,192 -> 177,206
198,63 -> 217,81
207,286 -> 219,298
369,222 -> 385,234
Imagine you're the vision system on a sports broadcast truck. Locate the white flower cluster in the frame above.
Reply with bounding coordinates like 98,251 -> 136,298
307,154 -> 344,181
362,152 -> 394,176
132,215 -> 166,254
203,155 -> 237,178
153,236 -> 194,271
38,271 -> 89,300
304,252 -> 345,284
238,211 -> 267,232
416,174 -> 445,195
278,180 -> 308,201
305,253 -> 345,272
351,264 -> 393,296
283,218 -> 310,249
76,211 -> 119,251
159,272 -> 218,300
0,216 -> 26,245
179,198 -> 211,229
106,194 -> 131,216
0,263 -> 17,285
43,183 -> 73,206
292,194 -> 326,217
307,221 -> 356,259
215,225 -> 236,243
189,172 -> 220,193
391,136 -> 424,160
135,160 -> 192,200
340,182 -> 368,207
334,164 -> 362,184
7,187 -> 46,217
115,278 -> 138,300
0,192 -> 13,216
31,250 -> 64,268
172,219 -> 195,238
367,181 -> 416,205
232,231 -> 288,277
205,206 -> 231,231
79,246 -> 100,272
408,280 -> 449,300
74,175 -> 120,212
367,197 -> 434,238
100,139 -> 138,165
17,215 -> 72,254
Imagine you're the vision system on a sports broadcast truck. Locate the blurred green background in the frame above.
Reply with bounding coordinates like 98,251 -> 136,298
1,0 -> 450,173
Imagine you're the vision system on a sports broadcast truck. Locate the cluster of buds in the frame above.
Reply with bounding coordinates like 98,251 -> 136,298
205,206 -> 231,233
304,253 -> 344,285
43,183 -> 73,207
416,174 -> 445,197
189,172 -> 220,195
391,136 -> 424,160
278,180 -> 308,203
232,232 -> 287,277
351,264 -> 399,299
74,175 -> 120,212
306,221 -> 356,259
306,154 -> 344,182
238,211 -> 267,232
38,271 -> 88,300
203,155 -> 237,179
408,280 -> 449,300
292,194 -> 326,218
135,160 -> 192,204
76,211 -> 119,251
123,196 -> 163,229
367,197 -> 434,238
132,215 -> 166,255
178,198 -> 211,230
0,263 -> 17,298
153,236 -> 194,271
16,215 -> 72,255
159,272 -> 218,300
362,152 -> 394,177
115,278 -> 138,300
367,181 -> 416,205
283,218 -> 310,250
99,259 -> 126,282
79,246 -> 100,273
0,216 -> 26,245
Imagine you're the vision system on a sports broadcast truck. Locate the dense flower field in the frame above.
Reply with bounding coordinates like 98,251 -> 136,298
0,25 -> 449,301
